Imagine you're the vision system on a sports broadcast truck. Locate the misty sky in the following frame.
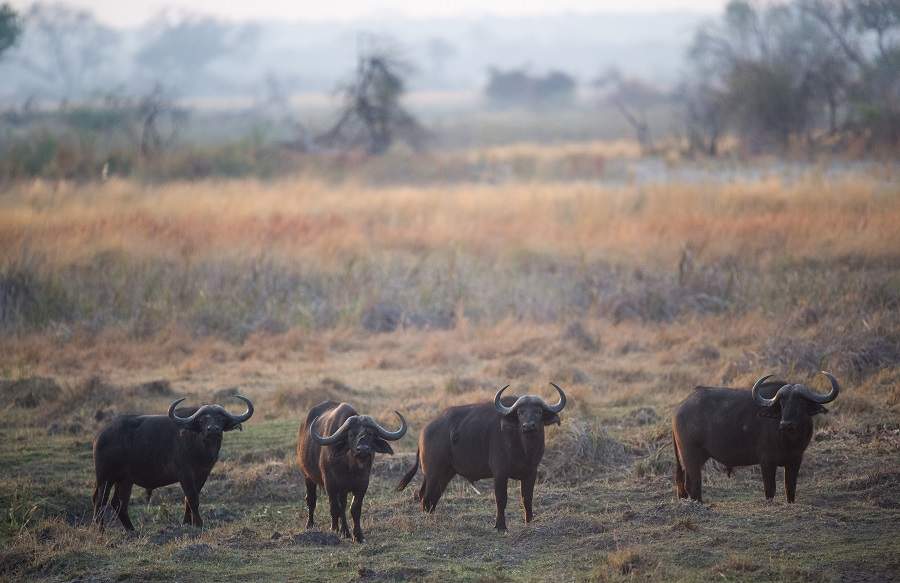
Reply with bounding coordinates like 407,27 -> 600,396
9,0 -> 727,27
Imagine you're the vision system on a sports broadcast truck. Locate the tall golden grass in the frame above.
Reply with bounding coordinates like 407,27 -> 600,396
2,168 -> 898,268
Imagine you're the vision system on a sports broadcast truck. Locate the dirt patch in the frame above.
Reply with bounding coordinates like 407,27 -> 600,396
351,566 -> 429,582
149,525 -> 201,545
173,543 -> 215,561
290,531 -> 341,546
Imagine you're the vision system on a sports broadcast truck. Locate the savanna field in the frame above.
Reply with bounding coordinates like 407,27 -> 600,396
1,151 -> 900,582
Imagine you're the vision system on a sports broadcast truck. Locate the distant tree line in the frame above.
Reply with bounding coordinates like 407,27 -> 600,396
678,0 -> 900,153
484,67 -> 577,108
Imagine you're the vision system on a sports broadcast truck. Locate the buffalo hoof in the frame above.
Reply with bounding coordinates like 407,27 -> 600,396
353,531 -> 364,543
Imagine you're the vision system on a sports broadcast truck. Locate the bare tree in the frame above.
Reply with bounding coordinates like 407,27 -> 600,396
594,67 -> 667,153
318,35 -> 426,156
138,85 -> 186,158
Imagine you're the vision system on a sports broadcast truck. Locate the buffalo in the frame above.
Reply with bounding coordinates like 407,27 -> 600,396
672,371 -> 840,503
397,383 -> 567,531
297,401 -> 407,542
92,395 -> 254,530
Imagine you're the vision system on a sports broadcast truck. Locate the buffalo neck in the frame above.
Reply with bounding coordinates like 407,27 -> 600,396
520,431 -> 545,462
345,451 -> 374,473
181,431 -> 223,465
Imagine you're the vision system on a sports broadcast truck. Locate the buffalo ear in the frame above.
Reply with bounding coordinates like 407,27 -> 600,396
542,412 -> 561,426
224,421 -> 243,432
757,403 -> 782,419
808,403 -> 828,416
372,438 -> 394,455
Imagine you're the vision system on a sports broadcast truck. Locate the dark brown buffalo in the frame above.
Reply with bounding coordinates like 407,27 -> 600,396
92,395 -> 254,529
673,372 -> 840,503
397,383 -> 567,531
297,401 -> 407,542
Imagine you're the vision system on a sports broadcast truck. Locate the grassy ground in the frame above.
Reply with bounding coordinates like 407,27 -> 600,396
1,159 -> 899,582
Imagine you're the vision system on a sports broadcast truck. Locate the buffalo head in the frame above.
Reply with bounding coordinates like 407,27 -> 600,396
494,383 -> 567,438
310,411 -> 407,461
752,371 -> 840,433
168,395 -> 254,438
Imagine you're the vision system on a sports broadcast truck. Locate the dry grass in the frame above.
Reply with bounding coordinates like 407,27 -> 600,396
1,169 -> 897,267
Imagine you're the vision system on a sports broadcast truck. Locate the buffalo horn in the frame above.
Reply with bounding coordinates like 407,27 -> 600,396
227,395 -> 254,424
752,374 -> 791,407
310,415 -> 356,445
543,383 -> 567,413
795,371 -> 840,404
493,385 -> 525,415
370,411 -> 408,441
168,397 -> 198,428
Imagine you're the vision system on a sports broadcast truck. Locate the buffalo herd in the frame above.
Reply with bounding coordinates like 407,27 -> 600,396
91,371 -> 841,539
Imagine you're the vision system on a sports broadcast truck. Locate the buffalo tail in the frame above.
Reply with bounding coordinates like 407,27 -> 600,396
396,449 -> 420,491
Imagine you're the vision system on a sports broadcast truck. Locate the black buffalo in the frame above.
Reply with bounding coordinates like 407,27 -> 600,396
397,383 -> 567,531
297,401 -> 407,542
92,395 -> 253,529
672,372 -> 840,502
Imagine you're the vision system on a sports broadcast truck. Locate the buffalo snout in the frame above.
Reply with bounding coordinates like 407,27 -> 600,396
521,421 -> 537,432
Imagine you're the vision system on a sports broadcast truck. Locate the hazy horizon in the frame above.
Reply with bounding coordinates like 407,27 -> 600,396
7,0 -> 726,27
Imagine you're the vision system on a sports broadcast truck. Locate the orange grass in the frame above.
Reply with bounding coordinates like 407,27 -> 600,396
2,170 -> 898,268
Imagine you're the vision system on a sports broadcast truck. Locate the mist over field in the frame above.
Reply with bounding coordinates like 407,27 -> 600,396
0,10 -> 706,99
0,1 -> 899,582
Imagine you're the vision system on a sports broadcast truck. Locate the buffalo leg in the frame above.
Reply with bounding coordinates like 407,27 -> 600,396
494,476 -> 509,532
327,487 -> 350,537
183,498 -> 192,525
350,489 -> 366,543
422,469 -> 454,513
336,491 -> 351,538
682,457 -> 705,502
305,479 -> 317,528
112,481 -> 135,531
521,472 -> 536,523
93,480 -> 113,528
179,480 -> 203,527
673,436 -> 688,498
761,462 -> 777,500
785,461 -> 800,503
416,478 -> 426,502
329,493 -> 340,532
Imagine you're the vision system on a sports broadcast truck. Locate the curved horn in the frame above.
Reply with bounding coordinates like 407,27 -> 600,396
544,383 -> 567,414
752,374 -> 790,407
493,385 -> 528,416
795,371 -> 840,404
168,397 -> 200,428
371,411 -> 408,441
227,395 -> 254,424
310,415 -> 356,446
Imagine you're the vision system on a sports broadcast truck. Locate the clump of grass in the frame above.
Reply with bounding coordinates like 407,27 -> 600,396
543,418 -> 633,482
714,554 -> 760,574
444,376 -> 485,395
591,547 -> 651,581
